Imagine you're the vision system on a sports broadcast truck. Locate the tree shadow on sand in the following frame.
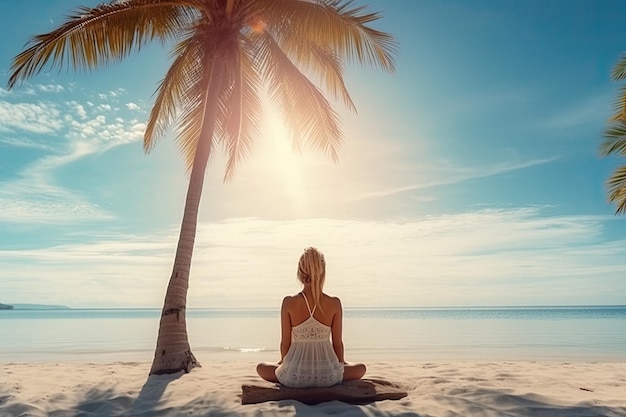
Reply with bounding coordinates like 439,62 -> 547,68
272,384 -> 626,417
432,386 -> 626,417
66,371 -> 252,417
70,371 -> 185,417
36,376 -> 626,417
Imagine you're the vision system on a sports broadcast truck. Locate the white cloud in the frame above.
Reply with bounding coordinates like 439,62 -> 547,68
0,91 -> 147,224
67,101 -> 87,119
0,101 -> 63,134
126,102 -> 140,110
354,156 -> 559,200
0,136 -> 54,151
542,90 -> 613,131
1,210 -> 624,308
0,197 -> 113,224
37,84 -> 65,93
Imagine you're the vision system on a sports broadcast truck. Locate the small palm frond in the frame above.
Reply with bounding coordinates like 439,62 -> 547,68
609,86 -> 626,122
145,29 -> 202,153
256,31 -> 342,162
266,0 -> 397,73
220,38 -> 263,182
176,94 -> 207,173
606,165 -> 626,214
174,27 -> 242,173
8,0 -> 196,89
611,53 -> 626,81
175,49 -> 216,172
600,121 -> 626,157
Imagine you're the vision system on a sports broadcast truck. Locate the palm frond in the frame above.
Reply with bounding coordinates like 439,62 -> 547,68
8,0 -> 198,88
145,29 -> 202,153
611,53 -> 626,81
264,0 -> 397,73
173,26 -> 246,173
609,85 -> 626,122
271,30 -> 356,112
175,46 -> 217,172
600,121 -> 626,157
606,165 -> 626,214
220,37 -> 263,182
255,31 -> 343,162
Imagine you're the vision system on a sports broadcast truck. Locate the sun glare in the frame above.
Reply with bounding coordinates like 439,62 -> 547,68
263,109 -> 308,215
249,18 -> 266,34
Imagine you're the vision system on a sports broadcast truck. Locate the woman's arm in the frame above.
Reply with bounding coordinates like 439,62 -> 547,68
279,296 -> 292,362
330,297 -> 345,363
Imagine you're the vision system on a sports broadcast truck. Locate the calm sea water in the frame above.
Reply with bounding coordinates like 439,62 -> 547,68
0,306 -> 625,363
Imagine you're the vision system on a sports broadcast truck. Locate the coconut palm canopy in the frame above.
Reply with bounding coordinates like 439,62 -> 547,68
8,0 -> 396,374
9,0 -> 396,179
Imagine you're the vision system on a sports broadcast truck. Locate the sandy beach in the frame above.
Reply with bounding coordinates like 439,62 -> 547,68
1,359 -> 625,417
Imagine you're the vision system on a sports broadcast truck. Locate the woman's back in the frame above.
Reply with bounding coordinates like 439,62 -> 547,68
275,292 -> 344,387
255,247 -> 366,387
285,291 -> 338,328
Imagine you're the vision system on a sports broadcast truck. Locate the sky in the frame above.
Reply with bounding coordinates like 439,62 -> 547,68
1,0 -> 626,308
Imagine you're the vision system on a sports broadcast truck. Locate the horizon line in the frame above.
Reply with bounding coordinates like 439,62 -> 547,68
4,304 -> 625,310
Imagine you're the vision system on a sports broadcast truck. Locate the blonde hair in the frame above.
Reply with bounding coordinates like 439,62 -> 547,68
297,247 -> 326,312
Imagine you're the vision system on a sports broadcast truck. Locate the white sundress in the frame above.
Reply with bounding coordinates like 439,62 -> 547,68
275,293 -> 344,388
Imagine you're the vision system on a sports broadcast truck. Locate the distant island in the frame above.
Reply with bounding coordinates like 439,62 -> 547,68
0,303 -> 71,310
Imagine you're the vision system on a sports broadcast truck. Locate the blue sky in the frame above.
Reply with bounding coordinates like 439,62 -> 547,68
1,0 -> 626,308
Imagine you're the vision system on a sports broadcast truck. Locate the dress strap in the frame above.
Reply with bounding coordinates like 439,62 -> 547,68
300,292 -> 316,317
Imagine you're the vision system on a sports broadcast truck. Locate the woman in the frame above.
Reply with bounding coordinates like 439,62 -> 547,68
256,247 -> 366,387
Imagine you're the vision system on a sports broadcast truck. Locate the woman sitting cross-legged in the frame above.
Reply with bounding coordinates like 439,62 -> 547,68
256,247 -> 366,388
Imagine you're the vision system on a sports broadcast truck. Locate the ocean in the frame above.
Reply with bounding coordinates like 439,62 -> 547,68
1,306 -> 625,363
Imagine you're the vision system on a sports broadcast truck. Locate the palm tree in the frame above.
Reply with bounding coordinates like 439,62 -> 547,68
602,54 -> 626,214
8,0 -> 396,375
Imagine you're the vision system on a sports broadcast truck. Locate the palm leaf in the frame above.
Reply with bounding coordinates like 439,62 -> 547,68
145,29 -> 202,153
606,165 -> 626,214
271,30 -> 356,112
8,0 -> 197,89
220,37 -> 263,182
600,121 -> 626,157
609,86 -> 626,122
265,0 -> 397,73
611,53 -> 626,81
174,41 -> 218,172
255,31 -> 342,161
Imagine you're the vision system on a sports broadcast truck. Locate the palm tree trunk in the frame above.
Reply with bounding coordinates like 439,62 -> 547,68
150,53 -> 227,376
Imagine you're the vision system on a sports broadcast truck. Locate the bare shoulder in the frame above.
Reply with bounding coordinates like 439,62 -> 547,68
281,293 -> 301,307
322,294 -> 342,311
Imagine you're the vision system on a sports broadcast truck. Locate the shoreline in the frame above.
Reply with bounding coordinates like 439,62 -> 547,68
1,359 -> 625,416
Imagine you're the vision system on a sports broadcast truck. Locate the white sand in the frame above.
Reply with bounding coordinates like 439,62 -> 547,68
1,359 -> 625,416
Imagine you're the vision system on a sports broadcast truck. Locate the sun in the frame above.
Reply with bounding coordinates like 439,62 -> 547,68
263,108 -> 308,215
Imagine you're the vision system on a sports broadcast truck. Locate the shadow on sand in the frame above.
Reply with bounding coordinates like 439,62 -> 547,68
0,376 -> 621,417
273,385 -> 626,417
70,371 -> 184,417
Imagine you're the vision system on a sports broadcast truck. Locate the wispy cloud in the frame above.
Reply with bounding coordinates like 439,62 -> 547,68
0,136 -> 54,151
1,209 -> 624,308
0,88 -> 146,224
542,90 -> 613,131
354,156 -> 559,201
